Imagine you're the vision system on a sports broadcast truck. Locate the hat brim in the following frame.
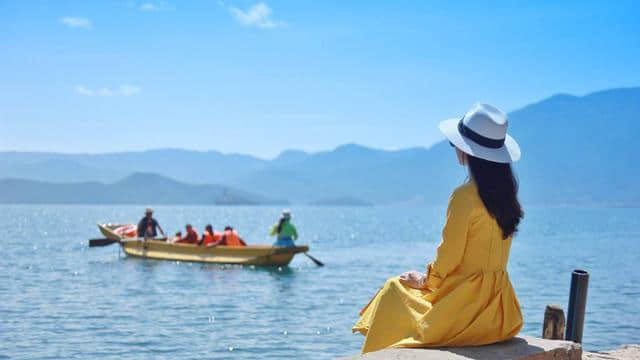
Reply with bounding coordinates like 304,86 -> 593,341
438,118 -> 520,163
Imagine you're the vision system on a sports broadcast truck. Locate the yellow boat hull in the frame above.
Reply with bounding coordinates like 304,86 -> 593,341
98,223 -> 308,266
121,240 -> 307,266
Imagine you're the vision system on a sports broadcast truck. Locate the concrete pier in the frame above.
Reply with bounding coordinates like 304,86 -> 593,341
584,345 -> 640,360
339,336 -> 582,360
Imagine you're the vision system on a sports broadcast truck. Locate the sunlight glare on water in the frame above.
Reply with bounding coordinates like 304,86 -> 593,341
1,205 -> 639,359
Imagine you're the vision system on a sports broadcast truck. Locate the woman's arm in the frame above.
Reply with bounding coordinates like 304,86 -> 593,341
399,188 -> 472,290
426,188 -> 472,289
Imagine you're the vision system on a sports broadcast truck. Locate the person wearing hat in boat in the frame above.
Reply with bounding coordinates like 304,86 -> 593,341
270,209 -> 298,247
353,103 -> 524,353
174,224 -> 199,244
137,207 -> 165,239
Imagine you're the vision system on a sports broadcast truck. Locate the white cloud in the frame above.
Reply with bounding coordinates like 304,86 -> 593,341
75,85 -> 95,96
119,84 -> 142,96
139,1 -> 172,12
228,2 -> 282,29
59,17 -> 92,29
75,84 -> 142,97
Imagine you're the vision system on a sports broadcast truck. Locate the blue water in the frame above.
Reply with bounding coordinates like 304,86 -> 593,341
1,205 -> 639,359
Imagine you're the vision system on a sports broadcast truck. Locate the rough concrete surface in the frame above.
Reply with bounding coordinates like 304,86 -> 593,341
339,336 -> 582,360
583,345 -> 640,360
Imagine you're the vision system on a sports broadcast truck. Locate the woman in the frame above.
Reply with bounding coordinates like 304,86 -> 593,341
353,103 -> 524,353
270,209 -> 298,247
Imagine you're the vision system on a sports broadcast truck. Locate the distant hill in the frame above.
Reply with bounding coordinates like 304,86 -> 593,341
1,87 -> 638,206
0,173 -> 286,205
0,149 -> 267,184
508,87 -> 640,205
232,87 -> 640,205
234,143 -> 459,204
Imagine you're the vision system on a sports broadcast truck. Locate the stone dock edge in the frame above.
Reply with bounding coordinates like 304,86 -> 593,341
338,335 -> 640,360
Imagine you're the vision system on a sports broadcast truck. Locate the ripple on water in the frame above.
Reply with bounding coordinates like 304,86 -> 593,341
1,205 -> 639,359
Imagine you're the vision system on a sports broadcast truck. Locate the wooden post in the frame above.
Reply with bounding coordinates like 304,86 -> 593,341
542,304 -> 565,340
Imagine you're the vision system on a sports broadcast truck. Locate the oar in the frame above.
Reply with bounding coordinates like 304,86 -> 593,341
89,238 -> 119,247
304,252 -> 324,267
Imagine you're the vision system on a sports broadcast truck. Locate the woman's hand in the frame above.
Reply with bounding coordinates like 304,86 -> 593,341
399,270 -> 426,289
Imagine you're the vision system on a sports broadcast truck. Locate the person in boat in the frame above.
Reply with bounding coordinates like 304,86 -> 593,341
209,226 -> 247,246
270,209 -> 298,247
137,208 -> 165,239
172,231 -> 182,242
174,224 -> 199,244
353,103 -> 524,353
200,224 -> 223,246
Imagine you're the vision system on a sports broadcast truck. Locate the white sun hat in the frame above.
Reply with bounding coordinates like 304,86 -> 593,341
281,209 -> 292,219
439,103 -> 521,163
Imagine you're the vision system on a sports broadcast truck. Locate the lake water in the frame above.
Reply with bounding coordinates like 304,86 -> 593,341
1,205 -> 639,359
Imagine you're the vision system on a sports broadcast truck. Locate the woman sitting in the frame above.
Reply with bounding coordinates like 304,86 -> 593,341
353,103 -> 524,353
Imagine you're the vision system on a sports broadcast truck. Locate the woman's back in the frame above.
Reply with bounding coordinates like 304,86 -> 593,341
451,181 -> 514,275
271,216 -> 298,247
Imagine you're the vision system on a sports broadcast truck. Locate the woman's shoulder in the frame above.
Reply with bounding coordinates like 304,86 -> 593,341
451,181 -> 477,199
449,181 -> 483,211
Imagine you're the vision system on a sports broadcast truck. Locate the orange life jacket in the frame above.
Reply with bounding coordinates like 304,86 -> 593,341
202,230 -> 223,246
223,229 -> 245,247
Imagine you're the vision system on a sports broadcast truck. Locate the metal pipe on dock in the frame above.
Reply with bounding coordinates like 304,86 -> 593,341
565,269 -> 589,343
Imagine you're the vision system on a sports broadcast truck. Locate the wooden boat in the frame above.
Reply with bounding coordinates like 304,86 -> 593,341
97,223 -> 309,266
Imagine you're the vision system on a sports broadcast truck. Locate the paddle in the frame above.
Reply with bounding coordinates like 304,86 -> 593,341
89,238 -> 119,247
304,252 -> 324,267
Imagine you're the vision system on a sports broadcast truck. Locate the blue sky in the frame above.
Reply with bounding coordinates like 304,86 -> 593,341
1,1 -> 639,158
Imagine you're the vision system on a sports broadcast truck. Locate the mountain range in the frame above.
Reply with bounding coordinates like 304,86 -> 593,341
0,173 -> 285,205
1,87 -> 638,206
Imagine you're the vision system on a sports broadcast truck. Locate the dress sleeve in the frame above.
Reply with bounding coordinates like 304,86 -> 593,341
291,224 -> 298,240
270,224 -> 278,236
426,188 -> 472,289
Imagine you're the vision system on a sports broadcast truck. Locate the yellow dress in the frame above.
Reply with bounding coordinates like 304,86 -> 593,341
353,181 -> 523,353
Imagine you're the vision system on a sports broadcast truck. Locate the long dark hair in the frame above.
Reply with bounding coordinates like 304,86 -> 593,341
467,155 -> 523,239
276,217 -> 287,234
